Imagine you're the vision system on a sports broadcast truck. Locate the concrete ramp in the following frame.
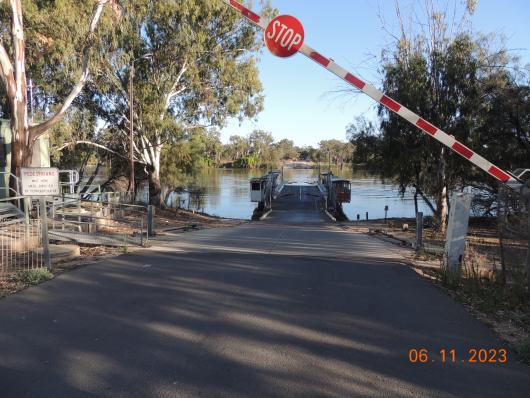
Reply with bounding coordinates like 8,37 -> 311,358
265,184 -> 329,223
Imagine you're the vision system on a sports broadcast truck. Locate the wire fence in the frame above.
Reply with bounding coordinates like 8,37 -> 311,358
0,220 -> 43,276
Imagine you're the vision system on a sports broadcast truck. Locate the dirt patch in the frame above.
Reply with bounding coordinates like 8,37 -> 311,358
153,207 -> 244,231
0,278 -> 26,298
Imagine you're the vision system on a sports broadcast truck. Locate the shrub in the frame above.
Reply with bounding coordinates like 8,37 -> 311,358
15,268 -> 53,285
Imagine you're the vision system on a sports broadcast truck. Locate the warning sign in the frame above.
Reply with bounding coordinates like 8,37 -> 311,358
20,167 -> 60,196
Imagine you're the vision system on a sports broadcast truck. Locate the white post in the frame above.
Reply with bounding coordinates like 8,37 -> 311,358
443,193 -> 473,274
40,197 -> 51,271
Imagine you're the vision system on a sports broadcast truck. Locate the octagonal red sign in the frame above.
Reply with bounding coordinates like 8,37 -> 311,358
264,15 -> 305,58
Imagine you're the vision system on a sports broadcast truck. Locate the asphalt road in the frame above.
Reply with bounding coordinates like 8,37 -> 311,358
1,221 -> 529,397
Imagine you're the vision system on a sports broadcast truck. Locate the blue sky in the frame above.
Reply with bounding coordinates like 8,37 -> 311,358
221,0 -> 530,147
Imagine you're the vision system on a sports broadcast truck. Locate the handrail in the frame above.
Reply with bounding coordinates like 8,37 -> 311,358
0,195 -> 25,202
0,171 -> 21,195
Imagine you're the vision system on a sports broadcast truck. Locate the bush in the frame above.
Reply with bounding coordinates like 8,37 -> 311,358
15,268 -> 53,285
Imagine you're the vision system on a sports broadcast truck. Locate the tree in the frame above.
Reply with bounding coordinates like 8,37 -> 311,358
225,134 -> 250,161
317,139 -> 352,169
347,117 -> 380,165
82,0 -> 266,205
248,130 -> 274,162
376,1 -> 520,226
0,0 -> 117,180
274,138 -> 298,161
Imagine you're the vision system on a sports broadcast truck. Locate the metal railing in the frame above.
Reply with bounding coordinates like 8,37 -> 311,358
58,170 -> 80,194
0,172 -> 22,206
0,220 -> 43,276
0,195 -> 25,217
49,194 -> 150,247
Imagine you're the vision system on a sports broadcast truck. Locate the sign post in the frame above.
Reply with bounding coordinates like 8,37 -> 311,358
20,167 -> 60,271
443,193 -> 473,275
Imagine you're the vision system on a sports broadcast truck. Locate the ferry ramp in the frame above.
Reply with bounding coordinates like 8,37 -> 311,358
264,184 -> 329,223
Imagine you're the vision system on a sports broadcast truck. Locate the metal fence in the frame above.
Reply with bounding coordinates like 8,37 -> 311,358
48,195 -> 150,248
0,220 -> 43,276
497,184 -> 530,286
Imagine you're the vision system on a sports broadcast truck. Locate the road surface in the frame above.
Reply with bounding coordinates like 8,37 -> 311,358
0,220 -> 529,397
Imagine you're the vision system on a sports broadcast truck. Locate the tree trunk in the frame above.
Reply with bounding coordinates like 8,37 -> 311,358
148,169 -> 162,207
435,149 -> 448,232
147,145 -> 162,207
10,123 -> 33,194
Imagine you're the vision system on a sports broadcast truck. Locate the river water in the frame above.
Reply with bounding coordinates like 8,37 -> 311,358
177,167 -> 432,220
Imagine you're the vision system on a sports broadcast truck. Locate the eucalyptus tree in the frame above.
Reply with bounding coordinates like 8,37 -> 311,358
0,0 -> 118,179
84,0 -> 266,205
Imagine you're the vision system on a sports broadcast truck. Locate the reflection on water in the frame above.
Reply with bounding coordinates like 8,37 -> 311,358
180,167 -> 432,220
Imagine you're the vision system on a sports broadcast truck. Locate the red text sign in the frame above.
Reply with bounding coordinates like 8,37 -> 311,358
264,15 -> 304,58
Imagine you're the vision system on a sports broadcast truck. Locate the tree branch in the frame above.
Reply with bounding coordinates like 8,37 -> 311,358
29,0 -> 111,141
162,61 -> 188,119
56,140 -> 127,159
0,41 -> 15,101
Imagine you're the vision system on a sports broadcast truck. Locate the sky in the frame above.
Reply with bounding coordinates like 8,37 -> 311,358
220,0 -> 530,147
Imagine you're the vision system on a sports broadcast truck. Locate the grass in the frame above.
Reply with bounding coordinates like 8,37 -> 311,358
414,247 -> 441,262
13,268 -> 53,285
1,268 -> 54,299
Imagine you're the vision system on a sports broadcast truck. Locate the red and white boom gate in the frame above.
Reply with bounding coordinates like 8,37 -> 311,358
222,0 -> 529,196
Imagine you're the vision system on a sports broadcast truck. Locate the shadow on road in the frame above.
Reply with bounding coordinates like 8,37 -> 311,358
0,224 -> 529,397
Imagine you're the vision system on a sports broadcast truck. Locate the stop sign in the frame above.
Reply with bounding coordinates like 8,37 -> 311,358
264,15 -> 305,58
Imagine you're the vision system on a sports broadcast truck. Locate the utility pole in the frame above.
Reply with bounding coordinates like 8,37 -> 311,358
129,63 -> 135,199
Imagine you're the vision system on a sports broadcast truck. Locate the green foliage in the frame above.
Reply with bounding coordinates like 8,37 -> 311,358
348,2 -> 530,219
233,153 -> 260,168
347,117 -> 379,165
69,0 -> 269,203
14,268 -> 53,285
160,128 -> 223,187
317,139 -> 353,166
273,139 -> 298,161
86,0 -> 265,148
0,0 -> 117,119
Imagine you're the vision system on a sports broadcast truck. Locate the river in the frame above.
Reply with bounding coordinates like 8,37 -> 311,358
171,167 -> 432,220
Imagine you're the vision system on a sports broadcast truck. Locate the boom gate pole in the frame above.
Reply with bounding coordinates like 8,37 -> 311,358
221,0 -> 524,194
